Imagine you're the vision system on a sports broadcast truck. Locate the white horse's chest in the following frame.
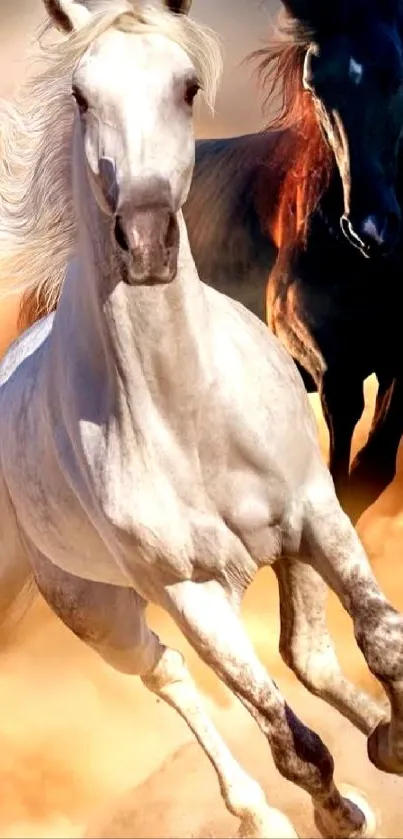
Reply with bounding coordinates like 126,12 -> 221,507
81,424 -> 241,591
4,400 -> 240,589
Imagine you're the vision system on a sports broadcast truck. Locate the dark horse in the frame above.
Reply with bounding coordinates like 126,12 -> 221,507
184,0 -> 403,523
18,0 -> 403,522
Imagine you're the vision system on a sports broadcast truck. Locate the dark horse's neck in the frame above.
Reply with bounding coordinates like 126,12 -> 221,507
184,129 -> 345,316
301,167 -> 360,274
184,132 -> 279,322
312,171 -> 345,243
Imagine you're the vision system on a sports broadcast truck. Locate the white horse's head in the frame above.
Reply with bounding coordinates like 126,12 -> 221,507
42,0 -> 221,284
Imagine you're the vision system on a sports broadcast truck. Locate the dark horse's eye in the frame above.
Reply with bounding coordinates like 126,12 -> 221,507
184,80 -> 200,107
71,85 -> 89,115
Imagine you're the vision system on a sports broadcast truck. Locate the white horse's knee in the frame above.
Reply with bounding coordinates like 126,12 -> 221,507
142,646 -> 188,693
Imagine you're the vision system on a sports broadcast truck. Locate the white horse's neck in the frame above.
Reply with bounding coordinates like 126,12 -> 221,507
53,136 -> 211,429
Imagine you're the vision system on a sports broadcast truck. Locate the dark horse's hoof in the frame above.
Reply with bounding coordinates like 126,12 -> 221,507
367,721 -> 403,775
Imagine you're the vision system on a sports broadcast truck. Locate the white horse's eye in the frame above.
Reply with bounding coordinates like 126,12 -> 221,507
184,80 -> 200,107
71,85 -> 89,115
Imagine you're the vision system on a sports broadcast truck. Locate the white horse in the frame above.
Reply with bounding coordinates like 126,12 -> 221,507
0,1 -> 402,836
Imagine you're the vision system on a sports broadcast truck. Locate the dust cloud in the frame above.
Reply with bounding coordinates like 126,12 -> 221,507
0,3 -> 403,838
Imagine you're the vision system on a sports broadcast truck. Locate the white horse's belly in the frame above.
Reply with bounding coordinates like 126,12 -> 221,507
35,526 -> 133,587
9,486 -> 133,587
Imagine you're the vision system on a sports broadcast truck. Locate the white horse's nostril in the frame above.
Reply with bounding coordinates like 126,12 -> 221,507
99,157 -> 118,213
114,215 -> 129,251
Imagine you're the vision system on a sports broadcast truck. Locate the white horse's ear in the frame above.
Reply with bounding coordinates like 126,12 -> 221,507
163,0 -> 192,14
43,0 -> 92,33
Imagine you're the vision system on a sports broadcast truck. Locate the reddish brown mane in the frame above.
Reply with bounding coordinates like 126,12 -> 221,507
18,288 -> 54,333
249,22 -> 333,249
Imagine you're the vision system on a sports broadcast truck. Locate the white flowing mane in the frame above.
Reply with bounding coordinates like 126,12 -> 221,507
0,1 -> 222,316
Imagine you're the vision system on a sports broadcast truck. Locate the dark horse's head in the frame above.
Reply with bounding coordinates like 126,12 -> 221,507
256,0 -> 403,257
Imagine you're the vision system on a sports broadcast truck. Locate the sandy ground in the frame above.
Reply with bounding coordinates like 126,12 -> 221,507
1,4 -> 403,839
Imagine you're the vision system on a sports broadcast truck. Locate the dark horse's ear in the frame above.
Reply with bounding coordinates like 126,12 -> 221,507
281,0 -> 352,29
281,0 -> 316,17
280,0 -> 325,26
163,0 -> 192,13
280,0 -> 348,34
282,0 -> 402,32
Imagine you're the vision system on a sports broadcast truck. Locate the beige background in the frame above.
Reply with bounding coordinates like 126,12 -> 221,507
0,0 -> 276,132
0,4 -> 403,838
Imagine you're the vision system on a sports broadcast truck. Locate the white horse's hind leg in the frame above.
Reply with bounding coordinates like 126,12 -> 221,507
303,482 -> 403,777
33,560 -> 297,839
161,578 -> 376,839
273,558 -> 387,733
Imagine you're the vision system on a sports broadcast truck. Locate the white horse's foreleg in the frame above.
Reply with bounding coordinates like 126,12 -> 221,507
33,562 -> 296,839
143,647 -> 299,839
161,579 -> 375,839
303,485 -> 403,776
273,558 -> 387,733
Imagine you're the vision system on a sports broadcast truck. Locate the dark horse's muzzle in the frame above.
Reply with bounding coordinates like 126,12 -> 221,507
341,187 -> 401,258
341,210 -> 401,257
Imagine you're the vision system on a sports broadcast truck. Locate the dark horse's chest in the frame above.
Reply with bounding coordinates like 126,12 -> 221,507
266,204 -> 403,387
300,207 -> 403,322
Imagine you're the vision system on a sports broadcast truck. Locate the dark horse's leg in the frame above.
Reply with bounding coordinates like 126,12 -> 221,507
319,369 -> 365,508
347,371 -> 403,522
266,258 -> 367,517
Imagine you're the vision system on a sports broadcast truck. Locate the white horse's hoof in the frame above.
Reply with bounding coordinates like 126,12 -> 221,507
314,784 -> 379,838
339,785 -> 380,838
238,806 -> 299,838
367,721 -> 403,775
